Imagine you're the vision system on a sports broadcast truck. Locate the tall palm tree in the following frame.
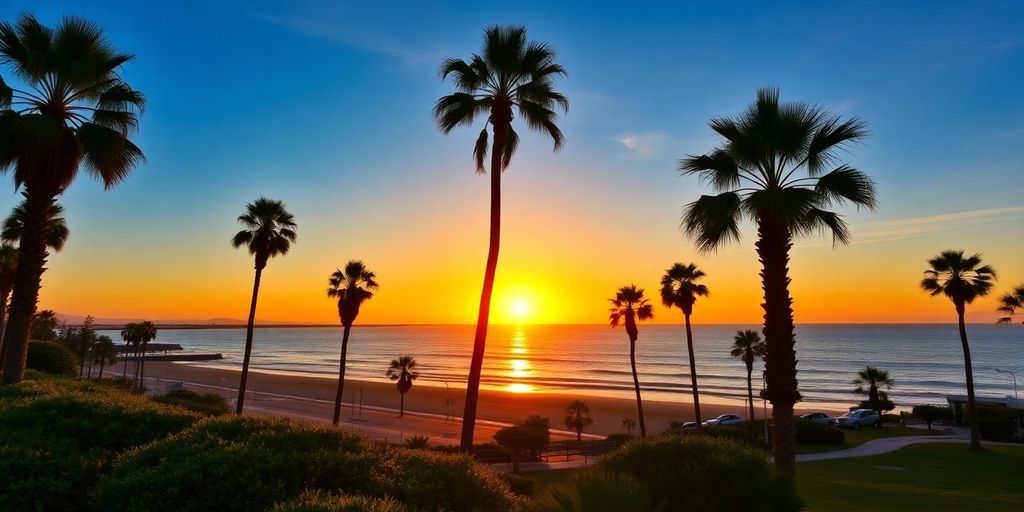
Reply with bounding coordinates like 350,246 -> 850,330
853,366 -> 894,414
93,334 -> 116,379
0,14 -> 146,384
326,260 -> 378,424
660,262 -> 710,425
609,285 -> 654,438
680,88 -> 876,472
564,399 -> 594,442
0,244 -> 16,366
730,329 -> 766,429
386,355 -> 418,417
434,25 -> 568,451
231,198 -> 296,414
29,309 -> 58,341
120,322 -> 137,379
997,283 -> 1024,324
133,320 -> 157,390
921,250 -> 996,451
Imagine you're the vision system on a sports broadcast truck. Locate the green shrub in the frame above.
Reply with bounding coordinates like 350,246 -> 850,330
94,415 -> 520,512
794,419 -> 845,446
25,340 -> 77,376
273,490 -> 404,512
604,433 -> 633,447
596,435 -> 801,511
976,405 -> 1024,421
978,420 -> 1019,441
701,425 -> 764,447
911,405 -> 953,430
881,413 -> 902,424
402,434 -> 430,449
535,471 -> 654,512
151,389 -> 230,416
500,473 -> 537,496
0,377 -> 199,512
494,425 -> 549,473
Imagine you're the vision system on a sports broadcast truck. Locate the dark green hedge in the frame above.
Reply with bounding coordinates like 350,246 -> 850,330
151,389 -> 231,416
26,340 -> 78,377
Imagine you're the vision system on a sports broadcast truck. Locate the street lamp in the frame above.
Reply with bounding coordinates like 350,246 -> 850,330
994,368 -> 1018,401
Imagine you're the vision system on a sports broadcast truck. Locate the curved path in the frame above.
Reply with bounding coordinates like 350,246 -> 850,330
796,431 -> 966,462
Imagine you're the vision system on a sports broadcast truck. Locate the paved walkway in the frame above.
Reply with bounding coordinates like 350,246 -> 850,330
796,431 -> 967,462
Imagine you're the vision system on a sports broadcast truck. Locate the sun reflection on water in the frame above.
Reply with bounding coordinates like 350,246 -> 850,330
505,327 -> 534,393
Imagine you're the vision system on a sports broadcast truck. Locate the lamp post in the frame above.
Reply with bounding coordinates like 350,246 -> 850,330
994,368 -> 1018,401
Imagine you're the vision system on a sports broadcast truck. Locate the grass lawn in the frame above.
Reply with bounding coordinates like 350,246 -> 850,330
797,425 -> 949,454
798,444 -> 1024,511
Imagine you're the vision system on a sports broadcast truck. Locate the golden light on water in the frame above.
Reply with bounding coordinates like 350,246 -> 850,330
507,383 -> 533,393
505,327 -> 534,393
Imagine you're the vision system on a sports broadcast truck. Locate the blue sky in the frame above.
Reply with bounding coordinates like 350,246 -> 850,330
1,1 -> 1021,323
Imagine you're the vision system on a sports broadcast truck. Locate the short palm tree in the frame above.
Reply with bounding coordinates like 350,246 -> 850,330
231,197 -> 296,414
564,399 -> 594,442
997,284 -> 1024,324
92,335 -> 117,379
29,309 -> 58,341
921,250 -> 996,450
609,285 -> 654,438
327,260 -> 378,424
680,88 -> 876,472
132,321 -> 157,390
120,322 -> 137,379
0,244 -> 16,366
660,262 -> 710,425
0,14 -> 145,384
730,329 -> 766,428
386,355 -> 418,417
853,366 -> 894,414
621,417 -> 636,436
434,25 -> 567,451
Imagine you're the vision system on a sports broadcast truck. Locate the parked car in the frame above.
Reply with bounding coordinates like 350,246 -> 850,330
836,409 -> 881,429
680,421 -> 699,432
801,412 -> 838,425
703,414 -> 743,427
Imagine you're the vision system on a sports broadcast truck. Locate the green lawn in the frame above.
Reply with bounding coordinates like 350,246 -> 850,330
797,425 -> 949,454
798,444 -> 1024,511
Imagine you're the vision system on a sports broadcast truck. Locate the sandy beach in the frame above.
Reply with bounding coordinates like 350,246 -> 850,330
140,361 -> 845,445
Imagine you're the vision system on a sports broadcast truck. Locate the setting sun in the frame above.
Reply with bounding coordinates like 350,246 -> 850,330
511,299 -> 529,319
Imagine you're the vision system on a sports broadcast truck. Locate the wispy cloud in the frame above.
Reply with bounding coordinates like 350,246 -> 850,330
615,131 -> 670,160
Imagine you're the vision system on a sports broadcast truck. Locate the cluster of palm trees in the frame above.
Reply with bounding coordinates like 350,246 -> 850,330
120,321 -> 158,390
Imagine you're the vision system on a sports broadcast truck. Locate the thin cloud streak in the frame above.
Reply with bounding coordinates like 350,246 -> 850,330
615,131 -> 670,160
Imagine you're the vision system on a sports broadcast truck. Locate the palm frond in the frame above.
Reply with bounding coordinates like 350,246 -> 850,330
814,166 -> 877,210
681,192 -> 743,253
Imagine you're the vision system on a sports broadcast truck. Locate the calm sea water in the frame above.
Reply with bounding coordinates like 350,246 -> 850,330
100,324 -> 1024,408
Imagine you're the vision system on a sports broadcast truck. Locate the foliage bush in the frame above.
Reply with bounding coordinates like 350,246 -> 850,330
881,413 -> 902,424
402,434 -> 430,449
94,415 -> 521,512
499,473 -> 537,496
151,389 -> 231,416
494,425 -> 550,473
978,420 -> 1019,442
0,377 -> 199,512
272,490 -> 403,512
25,340 -> 78,376
912,405 -> 953,430
794,419 -> 845,446
604,433 -> 633,447
534,471 -> 654,512
596,435 -> 801,511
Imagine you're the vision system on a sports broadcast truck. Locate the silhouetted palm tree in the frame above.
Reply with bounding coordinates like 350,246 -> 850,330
609,285 -> 654,438
660,262 -> 709,425
133,321 -> 157,390
921,250 -> 996,450
730,329 -> 766,428
434,25 -> 568,451
680,88 -> 876,472
0,14 -> 145,384
386,355 -> 417,417
997,284 -> 1024,324
0,244 -> 16,365
853,366 -> 894,415
120,322 -> 137,379
231,198 -> 296,413
621,417 -> 636,436
29,309 -> 58,341
327,260 -> 378,424
564,399 -> 594,442
92,335 -> 117,379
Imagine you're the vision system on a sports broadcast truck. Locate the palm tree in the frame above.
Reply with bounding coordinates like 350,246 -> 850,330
133,321 -> 157,390
28,309 -> 58,341
120,322 -> 137,379
0,14 -> 146,384
564,399 -> 594,442
660,263 -> 710,426
231,198 -> 296,414
0,244 -> 16,366
434,25 -> 568,451
680,88 -> 876,472
730,329 -> 766,430
853,366 -> 894,415
921,250 -> 996,451
326,260 -> 378,424
621,417 -> 636,436
609,285 -> 654,438
92,335 -> 117,379
386,355 -> 418,416
997,284 -> 1024,324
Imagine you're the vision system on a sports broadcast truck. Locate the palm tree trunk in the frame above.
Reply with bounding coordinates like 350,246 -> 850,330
236,267 -> 263,414
0,187 -> 56,384
98,361 -> 105,379
957,305 -> 982,451
576,429 -> 582,442
460,118 -> 508,452
138,343 -> 148,391
122,343 -> 130,379
400,391 -> 405,416
133,346 -> 141,387
332,325 -> 352,425
0,290 -> 9,368
747,366 -> 756,435
756,214 -> 801,474
630,338 -> 647,438
683,313 -> 702,425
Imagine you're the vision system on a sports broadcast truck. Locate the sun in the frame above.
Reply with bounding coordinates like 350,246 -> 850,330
511,299 -> 530,319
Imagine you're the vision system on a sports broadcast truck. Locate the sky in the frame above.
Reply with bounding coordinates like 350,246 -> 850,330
1,1 -> 1022,325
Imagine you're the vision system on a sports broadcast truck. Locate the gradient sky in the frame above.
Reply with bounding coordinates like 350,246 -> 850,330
2,1 -> 1022,324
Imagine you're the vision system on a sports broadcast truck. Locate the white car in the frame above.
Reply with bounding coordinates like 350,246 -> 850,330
703,414 -> 743,427
836,409 -> 881,429
800,412 -> 838,425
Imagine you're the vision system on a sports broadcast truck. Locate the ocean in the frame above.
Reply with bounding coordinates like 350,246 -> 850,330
100,324 -> 1023,409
